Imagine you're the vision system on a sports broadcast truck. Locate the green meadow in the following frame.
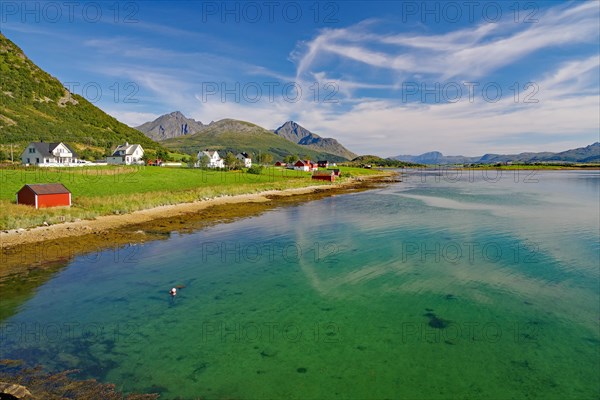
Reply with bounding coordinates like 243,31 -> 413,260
0,165 -> 380,230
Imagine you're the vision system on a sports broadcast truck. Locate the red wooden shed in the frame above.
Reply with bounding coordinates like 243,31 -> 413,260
312,171 -> 336,182
16,184 -> 72,209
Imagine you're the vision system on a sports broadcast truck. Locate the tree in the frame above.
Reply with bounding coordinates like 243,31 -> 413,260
0,149 -> 7,162
198,154 -> 210,169
284,154 -> 298,164
156,149 -> 169,161
256,153 -> 273,165
224,152 -> 238,170
261,153 -> 273,165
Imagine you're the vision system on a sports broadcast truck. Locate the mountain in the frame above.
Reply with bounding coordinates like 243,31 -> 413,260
393,143 -> 600,164
274,121 -> 357,160
161,119 -> 349,162
393,151 -> 478,165
0,33 -> 161,154
135,111 -> 205,141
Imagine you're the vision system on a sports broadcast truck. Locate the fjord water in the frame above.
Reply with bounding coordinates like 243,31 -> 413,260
2,170 -> 599,399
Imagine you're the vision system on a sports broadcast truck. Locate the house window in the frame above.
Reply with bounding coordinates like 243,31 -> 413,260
27,158 -> 30,163
36,158 -> 40,163
29,148 -> 35,153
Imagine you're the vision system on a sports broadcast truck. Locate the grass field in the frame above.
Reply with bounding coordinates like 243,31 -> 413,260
0,165 -> 381,230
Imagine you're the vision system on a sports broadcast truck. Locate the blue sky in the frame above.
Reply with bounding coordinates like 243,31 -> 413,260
2,0 -> 599,156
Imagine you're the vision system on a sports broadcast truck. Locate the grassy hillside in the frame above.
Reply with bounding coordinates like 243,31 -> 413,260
0,33 -> 162,157
161,119 -> 349,162
349,155 -> 421,168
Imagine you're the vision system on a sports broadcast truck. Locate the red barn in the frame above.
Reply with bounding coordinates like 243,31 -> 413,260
16,184 -> 72,209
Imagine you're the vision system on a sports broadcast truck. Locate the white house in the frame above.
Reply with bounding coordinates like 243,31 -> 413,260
197,150 -> 225,168
107,142 -> 145,165
293,160 -> 316,172
236,152 -> 252,168
21,142 -> 78,165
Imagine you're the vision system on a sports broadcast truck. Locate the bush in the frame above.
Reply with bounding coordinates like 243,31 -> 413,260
247,165 -> 263,175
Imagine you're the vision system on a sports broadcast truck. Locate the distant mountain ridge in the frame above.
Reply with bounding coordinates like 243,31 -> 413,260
136,112 -> 356,161
273,121 -> 357,160
135,111 -> 205,141
393,142 -> 600,164
160,118 -> 349,162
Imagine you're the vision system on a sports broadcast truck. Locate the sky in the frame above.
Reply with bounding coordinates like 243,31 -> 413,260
1,0 -> 599,156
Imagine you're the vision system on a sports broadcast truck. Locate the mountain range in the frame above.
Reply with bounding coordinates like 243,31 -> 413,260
158,118 -> 349,162
393,142 -> 600,164
0,33 -> 161,154
136,112 -> 356,160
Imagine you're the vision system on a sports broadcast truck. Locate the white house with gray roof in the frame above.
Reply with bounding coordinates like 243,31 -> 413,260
236,152 -> 252,168
21,142 -> 79,166
107,142 -> 145,165
196,149 -> 225,168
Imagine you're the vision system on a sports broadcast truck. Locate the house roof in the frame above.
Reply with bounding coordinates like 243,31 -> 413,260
19,183 -> 71,195
313,171 -> 335,176
237,152 -> 250,158
28,142 -> 78,158
199,150 -> 220,158
112,143 -> 142,156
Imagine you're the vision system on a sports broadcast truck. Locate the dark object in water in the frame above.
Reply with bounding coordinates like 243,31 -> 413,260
423,311 -> 451,329
425,308 -> 434,312
260,350 -> 277,358
428,315 -> 450,329
296,368 -> 307,373
175,285 -> 186,289
445,294 -> 456,300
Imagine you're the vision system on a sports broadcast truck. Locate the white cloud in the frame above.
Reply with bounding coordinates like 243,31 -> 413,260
294,2 -> 599,80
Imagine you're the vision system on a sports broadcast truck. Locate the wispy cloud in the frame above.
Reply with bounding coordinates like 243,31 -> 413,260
293,2 -> 599,81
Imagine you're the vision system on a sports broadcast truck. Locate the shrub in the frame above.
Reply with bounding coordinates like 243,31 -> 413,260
247,165 -> 263,175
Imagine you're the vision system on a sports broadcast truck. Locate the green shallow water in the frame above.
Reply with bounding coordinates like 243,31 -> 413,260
1,170 -> 599,399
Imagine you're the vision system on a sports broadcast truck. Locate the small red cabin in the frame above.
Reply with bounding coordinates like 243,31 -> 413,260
17,183 -> 72,209
312,171 -> 336,182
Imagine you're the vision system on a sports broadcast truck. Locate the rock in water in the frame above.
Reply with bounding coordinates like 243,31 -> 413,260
0,382 -> 33,399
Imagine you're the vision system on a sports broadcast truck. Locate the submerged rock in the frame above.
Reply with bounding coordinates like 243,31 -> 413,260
423,311 -> 451,329
0,382 -> 32,399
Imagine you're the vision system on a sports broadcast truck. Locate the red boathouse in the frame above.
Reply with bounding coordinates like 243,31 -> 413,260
16,183 -> 72,209
312,171 -> 336,182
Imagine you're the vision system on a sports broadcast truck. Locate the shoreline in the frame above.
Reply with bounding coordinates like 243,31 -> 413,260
0,182 -> 342,249
0,175 -> 394,278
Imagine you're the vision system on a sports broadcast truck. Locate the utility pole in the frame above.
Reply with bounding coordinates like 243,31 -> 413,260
10,144 -> 13,162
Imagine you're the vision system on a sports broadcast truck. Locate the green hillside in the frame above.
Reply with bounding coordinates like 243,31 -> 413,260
0,33 -> 162,156
161,119 -> 349,162
350,155 -> 421,167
